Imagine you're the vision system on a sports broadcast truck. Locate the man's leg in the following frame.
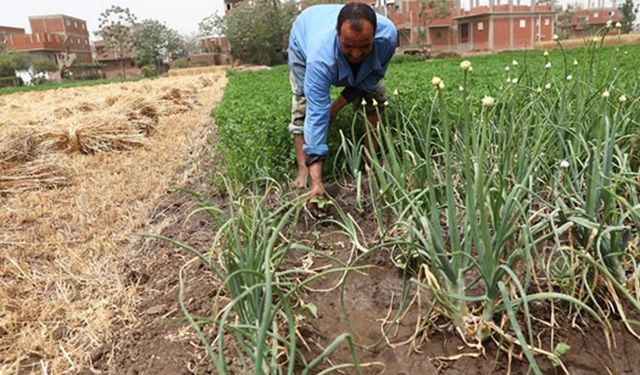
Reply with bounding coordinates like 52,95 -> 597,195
293,134 -> 307,189
288,71 -> 307,188
308,161 -> 324,198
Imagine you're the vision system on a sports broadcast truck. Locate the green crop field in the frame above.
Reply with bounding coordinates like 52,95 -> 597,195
213,43 -> 640,184
195,41 -> 640,374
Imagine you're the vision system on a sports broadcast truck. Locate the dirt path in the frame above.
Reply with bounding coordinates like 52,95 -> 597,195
86,146 -> 222,375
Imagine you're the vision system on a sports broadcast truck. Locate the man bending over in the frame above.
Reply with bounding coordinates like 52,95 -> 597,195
287,3 -> 397,198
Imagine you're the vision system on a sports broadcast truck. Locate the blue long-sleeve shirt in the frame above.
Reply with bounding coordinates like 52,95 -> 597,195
288,4 -> 397,156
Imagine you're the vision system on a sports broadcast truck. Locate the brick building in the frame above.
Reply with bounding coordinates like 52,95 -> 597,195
1,15 -> 91,64
566,7 -> 624,38
455,5 -> 555,53
93,39 -> 139,78
387,0 -> 555,53
0,26 -> 25,39
202,36 -> 230,53
198,36 -> 231,65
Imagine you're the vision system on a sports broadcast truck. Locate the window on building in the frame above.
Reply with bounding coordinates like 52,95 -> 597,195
84,40 -> 88,45
74,21 -> 78,28
395,4 -> 400,11
77,37 -> 81,44
226,3 -> 232,10
82,24 -> 85,30
544,18 -> 550,26
478,21 -> 484,31
594,12 -> 599,18
519,19 -> 526,28
66,20 -> 71,26
436,31 -> 442,38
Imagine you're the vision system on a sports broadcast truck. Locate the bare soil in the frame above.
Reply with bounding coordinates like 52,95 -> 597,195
85,144 -> 222,375
86,171 -> 640,374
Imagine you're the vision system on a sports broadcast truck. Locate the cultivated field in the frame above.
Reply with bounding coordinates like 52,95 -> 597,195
0,73 -> 227,374
206,40 -> 640,373
1,37 -> 639,375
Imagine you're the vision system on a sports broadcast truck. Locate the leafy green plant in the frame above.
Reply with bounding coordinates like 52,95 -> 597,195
156,181 -> 364,374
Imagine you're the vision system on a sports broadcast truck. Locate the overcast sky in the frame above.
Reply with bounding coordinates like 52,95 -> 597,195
0,0 -> 226,38
0,0 -> 614,39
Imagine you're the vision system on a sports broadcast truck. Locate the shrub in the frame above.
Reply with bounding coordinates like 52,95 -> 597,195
0,76 -> 18,88
73,61 -> 105,69
0,59 -> 13,77
140,64 -> 157,77
171,58 -> 191,69
0,52 -> 32,76
32,59 -> 58,75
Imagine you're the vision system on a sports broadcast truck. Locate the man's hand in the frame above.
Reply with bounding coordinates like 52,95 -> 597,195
330,95 -> 349,124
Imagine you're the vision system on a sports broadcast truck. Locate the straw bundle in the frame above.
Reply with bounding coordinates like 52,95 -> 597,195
0,156 -> 70,194
77,102 -> 99,113
53,107 -> 73,119
0,128 -> 43,165
125,97 -> 159,135
158,88 -> 194,115
105,96 -> 119,107
198,76 -> 214,87
39,118 -> 150,154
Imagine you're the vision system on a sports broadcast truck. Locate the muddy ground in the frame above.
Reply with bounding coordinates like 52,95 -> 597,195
87,148 -> 640,374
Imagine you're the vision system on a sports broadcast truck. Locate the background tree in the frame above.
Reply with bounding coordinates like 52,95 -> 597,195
208,0 -> 299,65
182,32 -> 205,55
620,0 -> 638,33
133,19 -> 187,68
198,13 -> 218,39
97,6 -> 137,78
415,0 -> 450,56
198,13 -> 220,53
0,57 -> 15,78
556,4 -> 576,40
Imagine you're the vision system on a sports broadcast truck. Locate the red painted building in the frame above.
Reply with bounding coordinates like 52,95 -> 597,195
2,15 -> 91,63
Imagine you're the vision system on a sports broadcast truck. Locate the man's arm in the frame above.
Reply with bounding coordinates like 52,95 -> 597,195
303,62 -> 333,198
330,95 -> 348,124
303,62 -> 332,157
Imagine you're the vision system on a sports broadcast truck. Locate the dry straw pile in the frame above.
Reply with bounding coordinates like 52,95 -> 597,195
168,65 -> 229,77
0,75 -> 219,194
0,73 -> 226,374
